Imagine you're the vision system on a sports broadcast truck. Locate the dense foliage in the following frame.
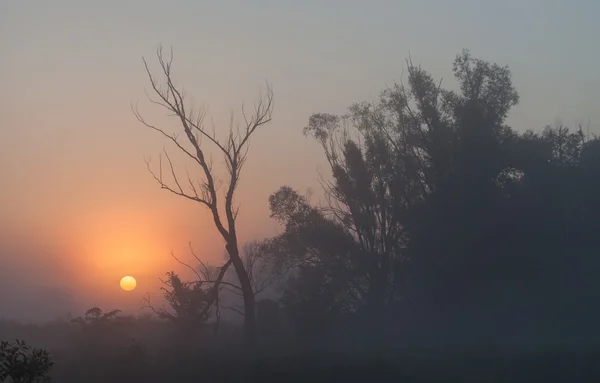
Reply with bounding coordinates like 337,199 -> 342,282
266,51 -> 600,351
0,339 -> 54,383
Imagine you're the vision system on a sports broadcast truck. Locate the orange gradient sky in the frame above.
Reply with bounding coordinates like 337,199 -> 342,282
1,0 -> 599,321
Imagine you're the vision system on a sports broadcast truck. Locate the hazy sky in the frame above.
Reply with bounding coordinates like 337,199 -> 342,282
1,0 -> 599,321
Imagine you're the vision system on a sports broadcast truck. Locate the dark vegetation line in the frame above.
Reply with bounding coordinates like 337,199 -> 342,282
2,48 -> 600,382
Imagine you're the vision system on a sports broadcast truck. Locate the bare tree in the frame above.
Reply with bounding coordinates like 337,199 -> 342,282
133,45 -> 274,347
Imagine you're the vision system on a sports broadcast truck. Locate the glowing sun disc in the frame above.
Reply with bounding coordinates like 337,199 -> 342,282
120,276 -> 137,291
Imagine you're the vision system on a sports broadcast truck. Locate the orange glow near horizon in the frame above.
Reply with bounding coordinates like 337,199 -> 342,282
61,204 -> 201,304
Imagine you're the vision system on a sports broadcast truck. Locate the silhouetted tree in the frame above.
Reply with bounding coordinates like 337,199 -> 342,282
242,241 -> 282,298
499,125 -> 600,336
267,50 -> 600,348
0,339 -> 54,383
142,272 -> 213,336
71,307 -> 122,326
133,45 -> 274,348
266,187 -> 363,334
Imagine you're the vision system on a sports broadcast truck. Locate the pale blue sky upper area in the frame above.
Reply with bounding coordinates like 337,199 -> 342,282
2,0 -> 599,129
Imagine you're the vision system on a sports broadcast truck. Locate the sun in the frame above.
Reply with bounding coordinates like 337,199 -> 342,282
120,276 -> 137,291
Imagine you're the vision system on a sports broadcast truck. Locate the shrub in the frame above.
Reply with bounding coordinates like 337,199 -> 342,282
0,339 -> 54,383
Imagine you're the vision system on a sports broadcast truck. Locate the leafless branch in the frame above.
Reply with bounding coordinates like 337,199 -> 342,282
141,293 -> 175,320
171,250 -> 202,281
132,103 -> 201,166
196,259 -> 233,320
172,245 -> 244,294
144,156 -> 212,207
136,46 -> 274,250
188,242 -> 216,280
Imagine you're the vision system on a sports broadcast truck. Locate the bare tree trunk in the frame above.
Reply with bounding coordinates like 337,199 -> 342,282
229,244 -> 257,347
133,45 -> 273,350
